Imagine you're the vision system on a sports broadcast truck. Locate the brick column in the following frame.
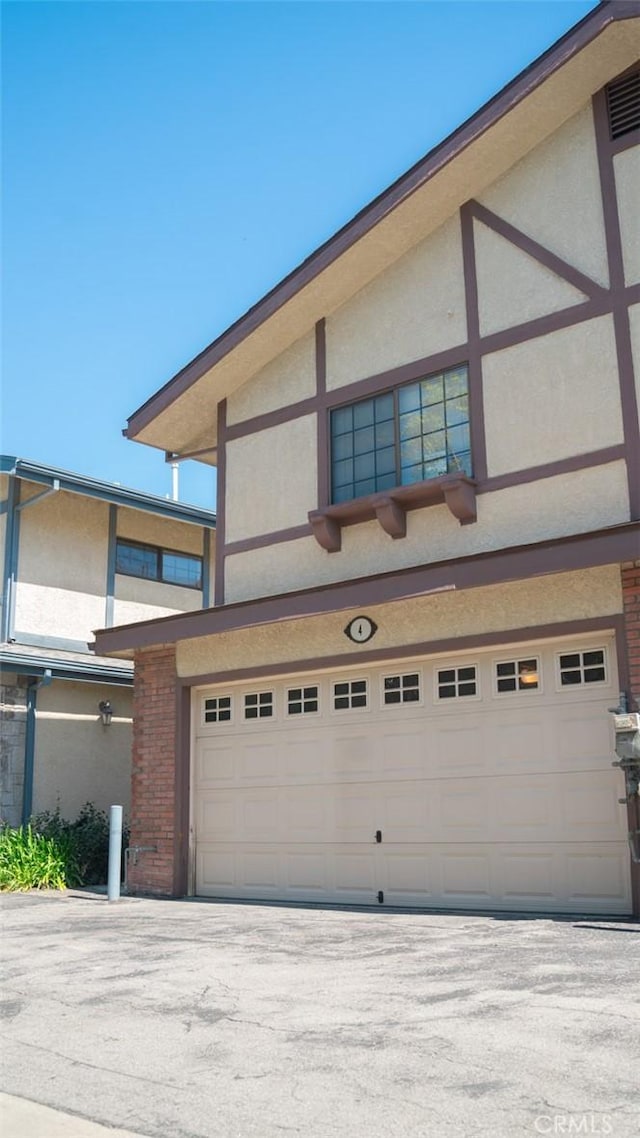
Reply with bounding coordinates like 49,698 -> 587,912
621,560 -> 640,711
128,645 -> 180,896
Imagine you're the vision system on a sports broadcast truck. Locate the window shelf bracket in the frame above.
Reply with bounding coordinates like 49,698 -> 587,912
309,474 -> 477,553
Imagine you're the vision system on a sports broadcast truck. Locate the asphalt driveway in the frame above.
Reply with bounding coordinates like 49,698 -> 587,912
0,892 -> 638,1138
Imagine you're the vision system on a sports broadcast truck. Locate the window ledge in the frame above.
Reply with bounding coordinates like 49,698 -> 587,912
308,474 -> 477,553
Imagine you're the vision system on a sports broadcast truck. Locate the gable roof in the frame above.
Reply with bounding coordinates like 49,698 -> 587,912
124,0 -> 640,462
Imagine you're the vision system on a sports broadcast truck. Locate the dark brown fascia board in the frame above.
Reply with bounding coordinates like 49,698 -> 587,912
92,520 -> 640,656
124,2 -> 637,441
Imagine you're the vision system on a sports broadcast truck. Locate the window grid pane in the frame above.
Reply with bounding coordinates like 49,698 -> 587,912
559,649 -> 606,687
204,696 -> 231,723
244,692 -> 274,719
331,365 -> 470,503
437,666 -> 477,700
115,541 -> 158,581
116,539 -> 203,590
333,679 -> 368,711
161,551 -> 202,589
383,673 -> 421,705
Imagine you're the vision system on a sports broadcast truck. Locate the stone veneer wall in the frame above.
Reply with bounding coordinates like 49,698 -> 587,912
0,676 -> 27,827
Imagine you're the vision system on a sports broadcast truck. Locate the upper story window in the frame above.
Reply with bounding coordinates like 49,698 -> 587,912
115,538 -> 203,590
330,365 -> 470,504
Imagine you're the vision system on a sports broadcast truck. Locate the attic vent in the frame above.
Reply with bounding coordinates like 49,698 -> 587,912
606,70 -> 640,140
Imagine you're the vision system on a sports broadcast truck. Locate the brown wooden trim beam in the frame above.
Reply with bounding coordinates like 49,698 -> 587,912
93,521 -> 640,653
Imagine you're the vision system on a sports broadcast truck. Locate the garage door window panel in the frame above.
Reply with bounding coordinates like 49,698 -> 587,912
382,673 -> 422,706
557,648 -> 607,688
436,665 -> 479,701
203,695 -> 232,724
333,679 -> 368,712
244,692 -> 275,720
287,685 -> 320,716
494,658 -> 541,695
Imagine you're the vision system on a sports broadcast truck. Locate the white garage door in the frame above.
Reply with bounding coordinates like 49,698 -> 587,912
193,634 -> 631,914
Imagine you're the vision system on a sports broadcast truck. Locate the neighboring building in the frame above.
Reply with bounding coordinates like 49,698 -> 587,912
95,4 -> 640,914
0,456 -> 215,826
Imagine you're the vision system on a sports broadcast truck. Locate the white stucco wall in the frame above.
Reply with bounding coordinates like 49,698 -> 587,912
325,214 -> 466,390
15,582 -> 105,645
615,144 -> 640,287
225,414 -> 317,543
226,331 -> 316,426
17,488 -> 109,597
32,680 -> 133,820
223,460 -> 628,603
477,104 -> 609,288
475,220 -> 589,337
482,315 -> 623,476
178,564 -> 622,679
116,506 -> 206,555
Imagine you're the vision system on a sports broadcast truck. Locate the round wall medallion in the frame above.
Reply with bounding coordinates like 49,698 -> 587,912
344,616 -> 378,644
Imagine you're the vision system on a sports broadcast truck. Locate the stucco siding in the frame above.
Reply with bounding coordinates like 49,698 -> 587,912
178,564 -> 622,679
482,315 -> 623,477
223,460 -> 628,603
226,331 -> 316,426
113,596 -> 201,626
325,215 -> 466,391
32,680 -> 132,819
225,414 -> 317,543
117,506 -> 206,555
477,104 -> 608,288
629,303 -> 640,433
475,219 -> 589,337
17,488 -> 109,597
114,572 -> 202,613
14,582 -> 105,644
614,144 -> 640,287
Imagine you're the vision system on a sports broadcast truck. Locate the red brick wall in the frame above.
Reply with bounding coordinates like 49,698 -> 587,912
127,645 -> 179,896
622,560 -> 640,711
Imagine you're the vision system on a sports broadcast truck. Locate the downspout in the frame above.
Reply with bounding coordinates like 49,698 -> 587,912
22,669 -> 52,826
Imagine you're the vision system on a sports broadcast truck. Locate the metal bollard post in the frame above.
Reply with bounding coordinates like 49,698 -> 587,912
107,805 -> 123,902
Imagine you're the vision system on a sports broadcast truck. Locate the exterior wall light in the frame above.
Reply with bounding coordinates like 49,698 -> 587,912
98,700 -> 114,726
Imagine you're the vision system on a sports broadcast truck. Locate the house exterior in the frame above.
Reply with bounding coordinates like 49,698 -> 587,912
94,3 -> 640,915
0,456 -> 215,826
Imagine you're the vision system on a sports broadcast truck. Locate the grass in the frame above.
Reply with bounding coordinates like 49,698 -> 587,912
0,824 -> 81,892
0,802 -> 127,892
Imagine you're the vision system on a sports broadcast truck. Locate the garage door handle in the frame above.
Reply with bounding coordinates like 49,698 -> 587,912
375,830 -> 382,843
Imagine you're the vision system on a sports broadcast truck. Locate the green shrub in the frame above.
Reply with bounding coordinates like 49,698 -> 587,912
0,824 -> 81,891
0,803 -> 129,891
33,802 -> 127,886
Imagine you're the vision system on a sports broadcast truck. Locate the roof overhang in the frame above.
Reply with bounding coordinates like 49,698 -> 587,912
124,1 -> 640,463
0,645 -> 134,685
0,455 -> 216,527
92,522 -> 640,659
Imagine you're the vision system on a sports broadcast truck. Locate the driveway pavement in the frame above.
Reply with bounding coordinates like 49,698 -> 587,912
0,891 -> 638,1138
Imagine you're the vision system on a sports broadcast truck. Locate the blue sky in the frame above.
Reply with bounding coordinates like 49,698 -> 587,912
2,0 -> 597,508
